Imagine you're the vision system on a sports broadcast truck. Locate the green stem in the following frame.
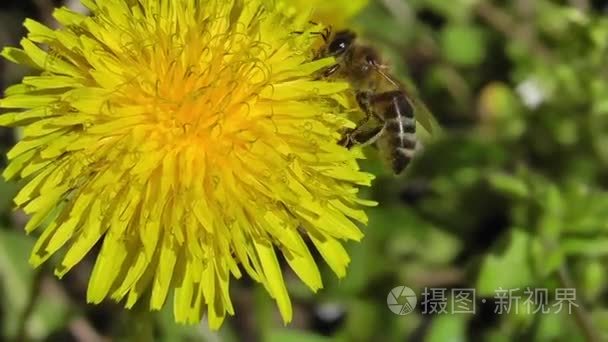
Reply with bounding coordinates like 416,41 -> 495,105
557,265 -> 601,342
15,270 -> 43,341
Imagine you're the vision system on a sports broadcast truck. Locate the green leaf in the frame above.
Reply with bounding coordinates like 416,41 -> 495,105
537,184 -> 564,239
423,0 -> 478,22
440,24 -> 487,66
267,329 -> 332,342
486,172 -> 529,199
353,0 -> 415,46
366,206 -> 431,241
591,309 -> 608,338
27,292 -> 70,341
425,315 -> 467,342
561,187 -> 608,234
532,244 -> 564,278
535,311 -> 587,341
476,229 -> 535,296
481,332 -> 511,342
0,177 -> 19,214
342,299 -> 381,341
408,227 -> 462,264
581,260 -> 605,302
560,238 -> 608,257
536,315 -> 563,341
332,239 -> 379,295
0,228 -> 36,338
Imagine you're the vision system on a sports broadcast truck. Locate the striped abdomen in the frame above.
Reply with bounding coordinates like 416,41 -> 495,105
374,91 -> 417,174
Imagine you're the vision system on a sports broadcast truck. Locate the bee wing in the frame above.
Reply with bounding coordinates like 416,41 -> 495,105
370,64 -> 401,89
372,65 -> 440,136
404,91 -> 440,137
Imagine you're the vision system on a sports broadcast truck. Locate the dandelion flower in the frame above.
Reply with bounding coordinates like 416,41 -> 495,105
0,0 -> 375,329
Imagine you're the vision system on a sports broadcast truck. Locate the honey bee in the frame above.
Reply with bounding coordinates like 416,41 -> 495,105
312,28 -> 437,174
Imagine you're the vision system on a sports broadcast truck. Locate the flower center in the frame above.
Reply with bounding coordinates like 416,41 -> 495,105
112,26 -> 272,153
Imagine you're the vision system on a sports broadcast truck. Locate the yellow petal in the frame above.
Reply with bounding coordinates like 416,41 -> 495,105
254,238 -> 292,323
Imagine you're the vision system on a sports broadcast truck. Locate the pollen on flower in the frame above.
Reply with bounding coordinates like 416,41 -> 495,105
0,0 -> 375,329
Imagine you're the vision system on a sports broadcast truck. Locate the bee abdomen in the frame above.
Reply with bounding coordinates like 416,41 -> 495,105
375,91 -> 417,174
392,147 -> 415,174
385,116 -> 415,133
384,131 -> 415,174
373,91 -> 414,118
385,119 -> 416,146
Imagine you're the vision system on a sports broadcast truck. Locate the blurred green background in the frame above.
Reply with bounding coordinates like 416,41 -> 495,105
2,0 -> 608,341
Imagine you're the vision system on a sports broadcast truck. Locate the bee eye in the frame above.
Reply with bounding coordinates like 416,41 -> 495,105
328,39 -> 349,55
326,30 -> 356,56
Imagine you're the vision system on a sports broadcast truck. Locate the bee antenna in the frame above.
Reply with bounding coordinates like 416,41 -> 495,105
291,25 -> 332,42
308,31 -> 328,41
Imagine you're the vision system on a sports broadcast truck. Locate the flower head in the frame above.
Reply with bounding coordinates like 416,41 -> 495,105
0,0 -> 374,329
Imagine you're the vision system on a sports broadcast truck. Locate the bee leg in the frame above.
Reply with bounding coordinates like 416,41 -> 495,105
355,91 -> 373,114
339,91 -> 385,148
355,91 -> 384,123
339,115 -> 385,148
313,64 -> 340,80
323,64 -> 340,78
341,124 -> 385,148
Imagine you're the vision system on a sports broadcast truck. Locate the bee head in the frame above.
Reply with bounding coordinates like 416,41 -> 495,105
327,30 -> 356,57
